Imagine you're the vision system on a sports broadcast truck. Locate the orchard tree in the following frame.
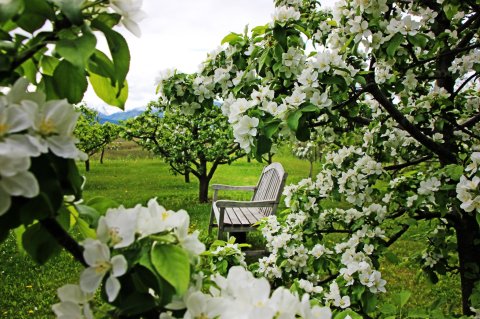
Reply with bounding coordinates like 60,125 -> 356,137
158,0 -> 480,315
75,105 -> 120,171
123,97 -> 244,203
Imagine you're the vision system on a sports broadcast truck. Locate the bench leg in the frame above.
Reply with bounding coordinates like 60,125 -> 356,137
208,208 -> 215,235
217,228 -> 226,240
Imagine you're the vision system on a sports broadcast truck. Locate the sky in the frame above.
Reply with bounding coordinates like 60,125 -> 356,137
84,0 -> 276,114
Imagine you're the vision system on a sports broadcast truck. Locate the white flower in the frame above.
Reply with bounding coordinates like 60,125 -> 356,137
418,176 -> 441,196
136,198 -> 183,237
80,239 -> 127,302
52,284 -> 94,319
272,6 -> 301,23
173,210 -> 206,256
110,0 -> 146,37
30,99 -> 86,160
97,206 -> 139,248
466,152 -> 480,173
234,115 -> 259,137
0,156 -> 39,216
183,291 -> 225,319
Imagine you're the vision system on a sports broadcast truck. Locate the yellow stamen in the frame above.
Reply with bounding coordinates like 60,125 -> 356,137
161,211 -> 169,221
39,119 -> 56,135
0,123 -> 8,136
95,261 -> 111,274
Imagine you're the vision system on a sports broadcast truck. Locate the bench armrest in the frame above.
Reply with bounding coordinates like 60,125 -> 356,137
211,184 -> 257,191
215,199 -> 277,208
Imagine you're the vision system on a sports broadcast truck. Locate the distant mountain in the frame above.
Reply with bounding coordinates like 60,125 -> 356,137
98,108 -> 145,124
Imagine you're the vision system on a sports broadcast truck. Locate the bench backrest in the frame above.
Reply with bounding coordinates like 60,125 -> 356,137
252,162 -> 288,217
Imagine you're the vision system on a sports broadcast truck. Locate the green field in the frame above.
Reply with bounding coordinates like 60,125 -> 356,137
0,142 -> 461,318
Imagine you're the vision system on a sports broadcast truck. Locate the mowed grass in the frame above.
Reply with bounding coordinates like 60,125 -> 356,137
0,141 -> 461,318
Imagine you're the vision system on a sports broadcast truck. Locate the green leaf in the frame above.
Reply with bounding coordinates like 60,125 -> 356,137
361,291 -> 377,313
92,20 -> 130,90
296,125 -> 310,142
287,110 -> 302,131
0,0 -> 23,23
273,43 -> 283,61
52,60 -> 88,103
394,290 -> 412,308
50,0 -> 83,25
443,3 -> 459,20
407,34 -> 428,48
75,216 -> 97,239
13,225 -> 26,255
56,32 -> 96,68
379,303 -> 397,315
94,12 -> 121,28
221,32 -> 242,45
263,121 -> 280,139
89,73 -> 128,108
150,244 -> 190,295
387,33 -> 404,57
300,103 -> 319,113
86,196 -> 120,216
256,135 -> 272,156
443,164 -> 463,181
76,204 -> 100,227
40,55 -> 59,76
88,50 -> 116,81
22,222 -> 60,264
20,59 -> 37,84
273,26 -> 287,49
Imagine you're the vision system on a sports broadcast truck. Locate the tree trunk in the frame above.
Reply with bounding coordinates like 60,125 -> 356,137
85,158 -> 90,172
309,160 -> 313,178
100,147 -> 105,164
455,214 -> 480,315
198,175 -> 210,203
184,168 -> 190,183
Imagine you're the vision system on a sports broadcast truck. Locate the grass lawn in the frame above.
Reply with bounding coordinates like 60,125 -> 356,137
0,141 -> 461,318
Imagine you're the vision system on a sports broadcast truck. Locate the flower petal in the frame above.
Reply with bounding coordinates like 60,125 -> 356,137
57,284 -> 91,303
0,186 -> 12,216
106,276 -> 121,302
1,171 -> 39,198
80,267 -> 104,293
52,301 -> 82,317
111,254 -> 128,277
83,240 -> 110,266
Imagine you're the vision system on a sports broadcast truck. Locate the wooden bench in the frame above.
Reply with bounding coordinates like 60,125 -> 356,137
208,162 -> 287,240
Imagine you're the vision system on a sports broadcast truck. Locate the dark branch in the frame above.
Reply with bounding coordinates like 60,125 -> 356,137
454,72 -> 480,97
461,113 -> 480,129
384,155 -> 433,171
40,217 -> 87,267
365,79 -> 457,164
385,224 -> 409,247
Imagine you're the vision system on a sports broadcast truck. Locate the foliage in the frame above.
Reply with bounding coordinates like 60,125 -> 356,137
156,0 -> 480,316
2,0 -> 480,317
75,105 -> 120,171
122,98 -> 244,202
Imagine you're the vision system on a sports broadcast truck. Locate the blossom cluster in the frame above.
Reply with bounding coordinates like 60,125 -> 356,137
161,266 -> 332,319
256,147 -> 388,312
0,78 -> 86,216
52,199 -> 205,318
457,152 -> 480,213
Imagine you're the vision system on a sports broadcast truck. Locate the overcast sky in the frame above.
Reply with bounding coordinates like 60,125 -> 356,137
84,0 -> 276,114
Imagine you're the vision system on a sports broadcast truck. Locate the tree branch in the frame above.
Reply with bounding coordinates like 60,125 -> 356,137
365,79 -> 457,164
454,72 -> 480,97
461,112 -> 480,128
385,224 -> 409,247
40,217 -> 87,267
384,155 -> 433,171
